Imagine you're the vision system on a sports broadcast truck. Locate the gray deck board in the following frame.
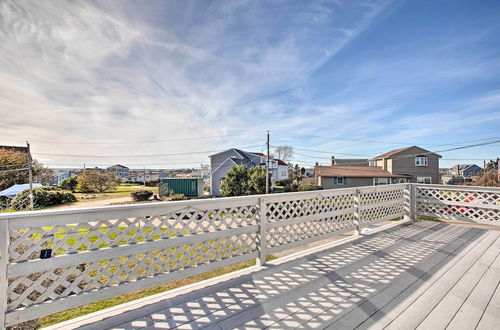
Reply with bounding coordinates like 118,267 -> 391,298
384,231 -> 499,330
446,248 -> 500,330
476,279 -> 500,330
50,221 -> 500,330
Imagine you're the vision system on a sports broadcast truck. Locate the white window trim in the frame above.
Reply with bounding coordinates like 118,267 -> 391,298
415,156 -> 428,167
373,177 -> 390,186
417,177 -> 432,184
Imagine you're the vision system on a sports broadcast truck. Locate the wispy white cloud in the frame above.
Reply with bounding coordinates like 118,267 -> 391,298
0,0 -> 498,168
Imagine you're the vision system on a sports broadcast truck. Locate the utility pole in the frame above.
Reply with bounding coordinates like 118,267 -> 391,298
266,131 -> 270,194
26,141 -> 33,211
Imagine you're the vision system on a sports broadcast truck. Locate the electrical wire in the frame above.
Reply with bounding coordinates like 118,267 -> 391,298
30,131 -> 267,145
32,145 -> 264,158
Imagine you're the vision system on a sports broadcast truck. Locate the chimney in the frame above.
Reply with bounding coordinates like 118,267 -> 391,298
331,156 -> 336,166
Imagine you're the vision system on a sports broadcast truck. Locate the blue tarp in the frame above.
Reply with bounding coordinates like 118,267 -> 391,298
0,184 -> 42,198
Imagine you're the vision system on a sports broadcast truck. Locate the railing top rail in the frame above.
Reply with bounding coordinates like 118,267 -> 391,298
0,184 -> 411,223
415,183 -> 500,193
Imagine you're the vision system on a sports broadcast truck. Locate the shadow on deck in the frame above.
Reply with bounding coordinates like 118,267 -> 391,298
48,221 -> 500,330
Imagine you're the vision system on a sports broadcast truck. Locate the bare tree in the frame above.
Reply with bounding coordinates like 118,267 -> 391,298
273,145 -> 294,163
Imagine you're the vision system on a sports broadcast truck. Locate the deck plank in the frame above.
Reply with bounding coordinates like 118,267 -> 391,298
384,231 -> 499,330
318,227 -> 485,330
205,223 -> 447,329
246,225 -> 473,329
415,235 -> 500,329
476,281 -> 500,330
356,229 -> 499,330
446,248 -> 500,329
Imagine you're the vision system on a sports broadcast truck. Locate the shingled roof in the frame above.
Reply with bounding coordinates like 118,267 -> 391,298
315,166 -> 410,178
371,146 -> 414,160
0,145 -> 29,154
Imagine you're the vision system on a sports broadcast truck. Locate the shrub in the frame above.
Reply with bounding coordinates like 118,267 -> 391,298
169,193 -> 187,201
298,184 -> 324,192
10,186 -> 76,210
275,179 -> 293,187
59,176 -> 78,192
284,183 -> 299,192
130,190 -> 153,202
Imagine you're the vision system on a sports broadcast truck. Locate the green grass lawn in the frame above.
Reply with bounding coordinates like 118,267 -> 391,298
75,185 -> 159,200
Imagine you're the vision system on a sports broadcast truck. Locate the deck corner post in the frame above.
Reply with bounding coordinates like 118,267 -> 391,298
0,220 -> 9,330
256,197 -> 267,266
354,189 -> 361,235
409,183 -> 417,221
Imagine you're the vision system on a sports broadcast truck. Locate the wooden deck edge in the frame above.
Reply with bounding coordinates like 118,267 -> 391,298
44,218 -> 414,329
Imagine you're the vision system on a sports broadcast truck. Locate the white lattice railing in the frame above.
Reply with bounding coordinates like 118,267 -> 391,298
416,184 -> 500,225
3,183 -> 497,328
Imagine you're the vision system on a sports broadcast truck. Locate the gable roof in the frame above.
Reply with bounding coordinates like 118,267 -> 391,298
315,166 -> 410,178
372,146 -> 414,159
251,152 -> 288,166
371,146 -> 441,160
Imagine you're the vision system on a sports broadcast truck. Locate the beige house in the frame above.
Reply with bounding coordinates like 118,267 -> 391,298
316,146 -> 441,189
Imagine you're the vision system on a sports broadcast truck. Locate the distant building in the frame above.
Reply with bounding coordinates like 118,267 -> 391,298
316,146 -> 441,188
106,164 -> 129,180
209,149 -> 288,196
451,164 -> 482,177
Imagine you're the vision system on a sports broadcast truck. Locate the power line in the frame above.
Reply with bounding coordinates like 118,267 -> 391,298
33,145 -> 264,158
30,131 -> 266,145
272,131 -> 500,147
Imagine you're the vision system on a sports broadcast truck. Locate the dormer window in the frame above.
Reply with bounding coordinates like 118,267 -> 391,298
415,156 -> 428,166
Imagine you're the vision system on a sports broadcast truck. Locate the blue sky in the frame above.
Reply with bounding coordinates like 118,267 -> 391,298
0,0 -> 499,168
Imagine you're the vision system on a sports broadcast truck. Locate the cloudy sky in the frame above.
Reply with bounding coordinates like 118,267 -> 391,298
1,0 -> 499,168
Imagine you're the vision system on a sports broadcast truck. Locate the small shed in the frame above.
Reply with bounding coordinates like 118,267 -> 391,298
159,178 -> 204,197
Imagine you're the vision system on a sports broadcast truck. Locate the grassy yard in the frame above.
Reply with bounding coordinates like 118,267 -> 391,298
75,185 -> 159,201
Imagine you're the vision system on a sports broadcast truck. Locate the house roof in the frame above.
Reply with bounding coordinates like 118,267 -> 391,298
315,166 -> 410,178
371,146 -> 441,160
0,184 -> 42,197
371,146 -> 414,159
0,145 -> 30,154
107,164 -> 129,169
251,152 -> 288,166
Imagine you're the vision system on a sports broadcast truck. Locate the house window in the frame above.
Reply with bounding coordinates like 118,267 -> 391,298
281,171 -> 287,177
417,177 -> 432,184
334,177 -> 345,185
373,177 -> 390,185
415,156 -> 428,166
398,178 -> 408,183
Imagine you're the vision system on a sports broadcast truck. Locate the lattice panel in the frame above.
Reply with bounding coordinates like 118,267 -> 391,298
266,213 -> 356,249
359,187 -> 406,206
9,205 -> 258,263
360,202 -> 405,225
7,232 -> 257,311
416,187 -> 500,224
266,193 -> 355,223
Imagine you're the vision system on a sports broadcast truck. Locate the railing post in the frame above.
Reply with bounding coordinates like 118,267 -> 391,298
354,189 -> 361,235
257,197 -> 267,266
404,183 -> 417,221
0,220 -> 9,330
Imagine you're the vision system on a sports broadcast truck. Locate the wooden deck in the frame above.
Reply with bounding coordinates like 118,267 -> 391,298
48,221 -> 500,330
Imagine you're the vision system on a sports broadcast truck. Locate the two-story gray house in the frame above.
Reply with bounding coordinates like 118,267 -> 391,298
316,146 -> 441,189
369,146 -> 441,184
